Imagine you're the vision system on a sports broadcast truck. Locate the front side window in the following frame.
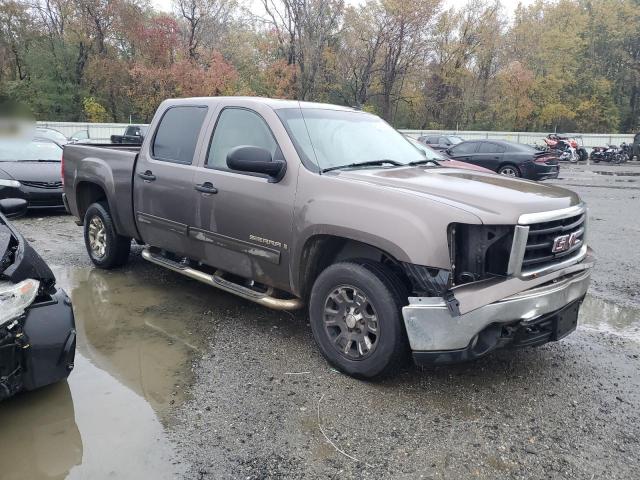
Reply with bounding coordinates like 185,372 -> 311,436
450,142 -> 478,155
152,106 -> 208,164
207,108 -> 278,170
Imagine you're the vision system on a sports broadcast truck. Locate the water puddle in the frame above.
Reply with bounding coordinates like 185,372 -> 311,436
579,295 -> 640,340
0,265 -> 221,479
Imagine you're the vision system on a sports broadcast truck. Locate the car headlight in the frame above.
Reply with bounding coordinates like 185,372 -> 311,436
0,179 -> 21,188
0,279 -> 40,327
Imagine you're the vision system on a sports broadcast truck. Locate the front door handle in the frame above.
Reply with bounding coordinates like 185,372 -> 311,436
195,182 -> 218,194
137,170 -> 156,182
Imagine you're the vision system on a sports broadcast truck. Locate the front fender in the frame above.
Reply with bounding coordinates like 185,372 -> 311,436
290,169 -> 482,294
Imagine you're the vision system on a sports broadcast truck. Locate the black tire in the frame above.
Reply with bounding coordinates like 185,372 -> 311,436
309,259 -> 409,379
83,201 -> 131,269
497,164 -> 521,177
578,148 -> 588,162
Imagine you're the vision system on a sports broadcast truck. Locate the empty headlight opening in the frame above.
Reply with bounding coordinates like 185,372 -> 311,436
448,224 -> 515,286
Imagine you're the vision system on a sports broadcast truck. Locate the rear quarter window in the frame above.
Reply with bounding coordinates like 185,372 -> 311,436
152,106 -> 208,164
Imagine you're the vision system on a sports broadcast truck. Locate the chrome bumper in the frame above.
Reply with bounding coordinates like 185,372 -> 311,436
402,267 -> 592,352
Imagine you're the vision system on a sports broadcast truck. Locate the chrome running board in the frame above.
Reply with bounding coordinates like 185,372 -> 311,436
141,248 -> 304,311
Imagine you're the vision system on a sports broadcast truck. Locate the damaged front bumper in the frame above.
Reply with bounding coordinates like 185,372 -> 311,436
402,250 -> 593,365
0,287 -> 76,400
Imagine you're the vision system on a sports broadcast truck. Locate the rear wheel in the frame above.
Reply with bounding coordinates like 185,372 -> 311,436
578,148 -> 588,162
309,259 -> 409,379
498,164 -> 520,177
84,201 -> 131,269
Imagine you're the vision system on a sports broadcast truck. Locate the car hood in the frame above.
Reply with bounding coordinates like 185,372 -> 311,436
0,161 -> 61,183
333,166 -> 581,224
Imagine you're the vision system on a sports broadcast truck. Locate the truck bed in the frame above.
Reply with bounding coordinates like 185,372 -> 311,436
63,143 -> 141,239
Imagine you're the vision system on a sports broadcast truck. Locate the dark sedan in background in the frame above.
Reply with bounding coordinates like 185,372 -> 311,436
0,138 -> 64,210
417,134 -> 465,151
444,139 -> 559,180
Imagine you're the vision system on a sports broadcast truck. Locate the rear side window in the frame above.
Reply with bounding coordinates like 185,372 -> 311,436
450,142 -> 478,154
426,136 -> 439,144
478,142 -> 506,153
152,106 -> 208,164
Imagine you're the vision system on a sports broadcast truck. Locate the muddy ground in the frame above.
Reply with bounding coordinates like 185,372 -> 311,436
1,163 -> 639,479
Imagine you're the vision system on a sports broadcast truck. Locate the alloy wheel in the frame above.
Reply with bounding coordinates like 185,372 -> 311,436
500,167 -> 517,176
88,216 -> 107,258
323,285 -> 379,360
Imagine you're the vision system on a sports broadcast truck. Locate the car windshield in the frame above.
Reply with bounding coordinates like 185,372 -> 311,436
0,139 -> 62,161
447,136 -> 464,145
505,141 -> 538,152
277,108 -> 424,171
36,128 -> 67,143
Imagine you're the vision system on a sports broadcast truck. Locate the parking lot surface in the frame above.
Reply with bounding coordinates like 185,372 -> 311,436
1,163 -> 639,479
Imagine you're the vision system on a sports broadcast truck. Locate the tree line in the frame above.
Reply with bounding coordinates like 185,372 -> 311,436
0,0 -> 638,133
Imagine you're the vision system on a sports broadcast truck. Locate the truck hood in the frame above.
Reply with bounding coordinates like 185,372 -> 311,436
0,161 -> 61,183
334,166 -> 580,224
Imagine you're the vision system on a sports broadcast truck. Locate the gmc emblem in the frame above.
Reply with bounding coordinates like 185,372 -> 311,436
551,232 -> 579,253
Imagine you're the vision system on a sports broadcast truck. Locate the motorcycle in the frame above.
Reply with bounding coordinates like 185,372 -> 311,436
591,145 -> 628,164
543,134 -> 582,163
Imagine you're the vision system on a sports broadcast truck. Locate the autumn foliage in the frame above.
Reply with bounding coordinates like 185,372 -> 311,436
0,0 -> 638,132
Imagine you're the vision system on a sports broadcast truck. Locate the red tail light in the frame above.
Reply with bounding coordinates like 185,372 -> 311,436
534,155 -> 552,164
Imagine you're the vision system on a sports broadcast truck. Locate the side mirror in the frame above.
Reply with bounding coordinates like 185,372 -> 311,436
227,146 -> 286,182
0,198 -> 28,218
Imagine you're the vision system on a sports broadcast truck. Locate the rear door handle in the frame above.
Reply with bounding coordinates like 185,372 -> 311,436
195,182 -> 218,194
137,170 -> 156,182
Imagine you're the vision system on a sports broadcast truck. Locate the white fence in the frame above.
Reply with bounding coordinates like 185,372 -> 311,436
37,121 -> 132,141
401,130 -> 636,149
38,121 -> 636,148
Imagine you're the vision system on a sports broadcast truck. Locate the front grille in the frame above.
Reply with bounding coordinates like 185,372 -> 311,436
28,197 -> 64,206
522,212 -> 585,272
20,180 -> 62,189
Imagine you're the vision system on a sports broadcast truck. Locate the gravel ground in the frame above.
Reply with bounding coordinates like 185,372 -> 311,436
8,162 -> 640,479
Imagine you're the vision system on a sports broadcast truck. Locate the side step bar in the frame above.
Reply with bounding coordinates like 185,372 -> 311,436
141,248 -> 304,311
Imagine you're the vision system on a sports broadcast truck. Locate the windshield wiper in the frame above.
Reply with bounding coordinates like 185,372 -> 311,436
321,159 -> 403,173
20,159 -> 60,162
408,159 -> 441,167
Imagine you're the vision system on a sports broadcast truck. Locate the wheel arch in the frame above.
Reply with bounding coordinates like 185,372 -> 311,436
75,181 -> 109,224
291,233 -> 411,300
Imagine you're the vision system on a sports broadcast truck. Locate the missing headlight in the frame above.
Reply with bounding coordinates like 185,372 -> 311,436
448,224 -> 514,286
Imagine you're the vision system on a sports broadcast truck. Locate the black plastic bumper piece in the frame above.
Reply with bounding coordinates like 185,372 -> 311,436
21,287 -> 76,391
412,297 -> 583,366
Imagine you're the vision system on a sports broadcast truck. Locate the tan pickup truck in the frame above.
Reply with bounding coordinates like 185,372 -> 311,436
62,97 -> 594,378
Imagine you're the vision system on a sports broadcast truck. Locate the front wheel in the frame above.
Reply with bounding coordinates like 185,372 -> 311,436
83,201 -> 131,269
498,164 -> 521,177
309,260 -> 408,379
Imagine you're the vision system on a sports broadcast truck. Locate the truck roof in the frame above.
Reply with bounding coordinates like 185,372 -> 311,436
159,96 -> 359,112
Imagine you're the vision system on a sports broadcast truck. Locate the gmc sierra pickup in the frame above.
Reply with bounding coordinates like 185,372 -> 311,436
62,97 -> 594,378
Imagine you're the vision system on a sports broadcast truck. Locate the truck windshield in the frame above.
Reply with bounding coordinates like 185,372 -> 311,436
277,108 -> 425,171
